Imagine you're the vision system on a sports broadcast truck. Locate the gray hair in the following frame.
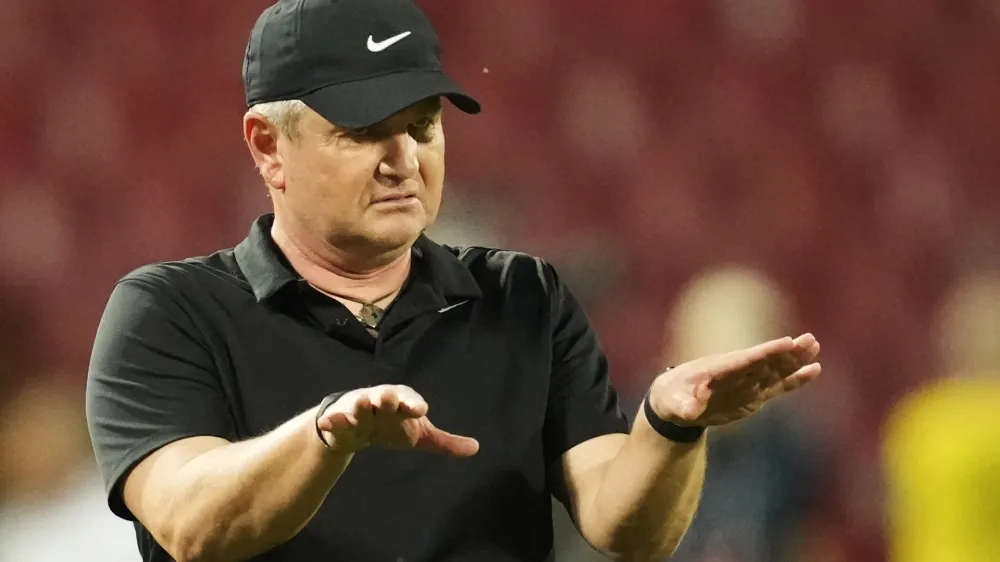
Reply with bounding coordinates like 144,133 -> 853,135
249,99 -> 309,140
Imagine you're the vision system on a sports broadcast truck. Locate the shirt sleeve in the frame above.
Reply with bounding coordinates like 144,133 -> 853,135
85,270 -> 236,521
541,262 -> 629,503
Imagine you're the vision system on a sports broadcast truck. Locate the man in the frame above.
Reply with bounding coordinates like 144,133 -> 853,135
883,270 -> 1000,562
0,376 -> 140,562
661,266 -> 826,562
85,1 -> 822,561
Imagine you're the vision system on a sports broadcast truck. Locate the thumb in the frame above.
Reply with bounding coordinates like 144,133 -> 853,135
415,422 -> 480,457
663,380 -> 710,423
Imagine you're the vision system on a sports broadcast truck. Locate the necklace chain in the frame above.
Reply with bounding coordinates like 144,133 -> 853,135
308,284 -> 397,329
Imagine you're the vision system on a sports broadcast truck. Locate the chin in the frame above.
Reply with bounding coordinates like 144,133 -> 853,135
367,221 -> 425,250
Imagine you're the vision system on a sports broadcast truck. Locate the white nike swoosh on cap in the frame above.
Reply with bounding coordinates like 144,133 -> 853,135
367,31 -> 412,52
438,300 -> 469,314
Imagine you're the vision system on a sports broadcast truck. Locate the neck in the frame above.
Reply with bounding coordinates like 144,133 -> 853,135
270,215 -> 412,301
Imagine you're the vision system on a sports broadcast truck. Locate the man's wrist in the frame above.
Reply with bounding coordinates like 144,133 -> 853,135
642,388 -> 706,443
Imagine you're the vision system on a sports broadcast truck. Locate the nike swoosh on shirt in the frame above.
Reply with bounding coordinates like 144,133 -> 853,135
438,300 -> 469,314
367,31 -> 412,52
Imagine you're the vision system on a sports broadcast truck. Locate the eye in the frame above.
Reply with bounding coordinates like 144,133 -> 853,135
338,125 -> 383,144
408,117 -> 437,142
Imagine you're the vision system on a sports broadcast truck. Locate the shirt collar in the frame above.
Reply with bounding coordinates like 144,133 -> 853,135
234,214 -> 482,304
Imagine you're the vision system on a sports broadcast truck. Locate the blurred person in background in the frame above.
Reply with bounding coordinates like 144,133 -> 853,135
550,266 -> 832,562
0,295 -> 138,562
84,0 -> 823,561
883,268 -> 1000,562
664,266 -> 828,562
0,377 -> 140,562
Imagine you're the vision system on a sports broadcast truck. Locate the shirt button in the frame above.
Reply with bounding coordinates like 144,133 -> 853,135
335,318 -> 348,327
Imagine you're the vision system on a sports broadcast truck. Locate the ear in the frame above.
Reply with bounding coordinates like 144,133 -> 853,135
243,112 -> 286,191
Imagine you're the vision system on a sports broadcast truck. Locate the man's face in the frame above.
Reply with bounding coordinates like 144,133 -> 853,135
268,97 -> 446,254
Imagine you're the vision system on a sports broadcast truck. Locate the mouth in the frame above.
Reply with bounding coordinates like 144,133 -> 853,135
371,193 -> 419,208
372,192 -> 417,203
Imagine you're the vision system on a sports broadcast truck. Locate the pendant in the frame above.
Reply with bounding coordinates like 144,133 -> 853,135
358,303 -> 384,328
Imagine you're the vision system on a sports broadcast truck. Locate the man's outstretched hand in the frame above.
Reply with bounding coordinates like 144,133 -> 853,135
648,334 -> 822,427
316,385 -> 480,457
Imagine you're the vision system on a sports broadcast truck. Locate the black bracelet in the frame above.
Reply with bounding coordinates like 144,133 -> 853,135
642,388 -> 706,443
315,391 -> 350,448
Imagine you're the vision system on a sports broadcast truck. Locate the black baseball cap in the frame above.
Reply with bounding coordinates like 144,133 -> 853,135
243,0 -> 481,129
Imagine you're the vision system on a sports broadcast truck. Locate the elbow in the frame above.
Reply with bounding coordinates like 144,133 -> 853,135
171,547 -> 208,562
170,535 -> 240,562
163,508 -> 294,562
585,521 -> 688,562
159,517 -> 232,562
162,529 -> 215,562
599,538 -> 683,562
153,490 -> 261,562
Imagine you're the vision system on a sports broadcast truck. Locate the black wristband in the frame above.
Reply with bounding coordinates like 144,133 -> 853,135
315,391 -> 350,448
642,388 -> 706,443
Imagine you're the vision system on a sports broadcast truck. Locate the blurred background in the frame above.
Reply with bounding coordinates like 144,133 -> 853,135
1,0 -> 999,561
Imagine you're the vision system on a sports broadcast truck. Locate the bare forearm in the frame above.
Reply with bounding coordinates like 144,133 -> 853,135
585,410 -> 706,561
164,408 -> 352,562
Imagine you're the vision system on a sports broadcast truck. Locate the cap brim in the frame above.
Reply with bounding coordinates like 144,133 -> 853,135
299,70 -> 480,129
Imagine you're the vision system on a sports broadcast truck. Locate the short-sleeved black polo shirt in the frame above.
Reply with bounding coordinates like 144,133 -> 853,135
86,213 -> 628,562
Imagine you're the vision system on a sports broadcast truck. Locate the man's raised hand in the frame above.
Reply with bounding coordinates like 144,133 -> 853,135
648,333 -> 822,427
316,385 -> 480,457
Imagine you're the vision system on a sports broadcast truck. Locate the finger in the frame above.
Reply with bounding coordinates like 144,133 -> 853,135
771,362 -> 821,396
687,380 -> 713,418
654,383 -> 710,423
318,411 -> 358,431
375,387 -> 401,415
792,333 -> 821,364
397,400 -> 428,418
792,333 -> 816,349
745,336 -> 796,362
415,422 -> 479,457
770,351 -> 804,381
317,389 -> 361,429
772,335 -> 820,379
354,393 -> 376,423
418,429 -> 480,457
703,354 -> 780,390
726,351 -> 804,403
708,337 -> 795,378
729,363 -> 779,399
395,387 -> 429,418
798,342 -> 820,368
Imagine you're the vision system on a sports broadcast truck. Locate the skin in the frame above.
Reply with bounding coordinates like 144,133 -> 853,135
247,98 -> 445,306
120,98 -> 822,562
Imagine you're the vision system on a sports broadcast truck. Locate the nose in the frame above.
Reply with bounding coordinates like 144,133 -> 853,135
378,131 -> 419,181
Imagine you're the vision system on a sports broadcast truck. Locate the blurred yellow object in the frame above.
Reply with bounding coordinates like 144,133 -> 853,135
883,375 -> 1000,562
